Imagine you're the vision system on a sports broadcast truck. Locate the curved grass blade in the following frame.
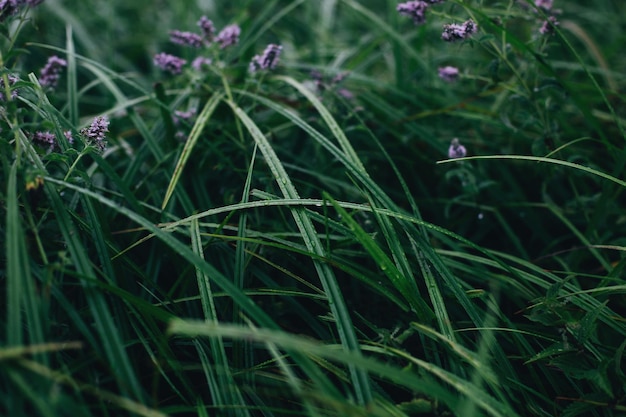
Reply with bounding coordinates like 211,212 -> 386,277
161,92 -> 223,209
437,155 -> 626,188
226,99 -> 373,405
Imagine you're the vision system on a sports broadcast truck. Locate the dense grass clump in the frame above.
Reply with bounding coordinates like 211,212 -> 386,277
1,0 -> 626,416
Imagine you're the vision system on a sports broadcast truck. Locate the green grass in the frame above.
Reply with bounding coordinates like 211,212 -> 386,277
1,0 -> 626,416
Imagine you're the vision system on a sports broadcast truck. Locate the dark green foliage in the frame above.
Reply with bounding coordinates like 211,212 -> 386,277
1,1 -> 626,416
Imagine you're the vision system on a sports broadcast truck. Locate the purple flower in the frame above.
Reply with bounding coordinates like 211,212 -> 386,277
442,19 -> 478,42
0,0 -> 43,21
169,30 -> 203,48
331,72 -> 349,84
39,55 -> 67,90
448,138 -> 467,159
154,52 -> 187,74
539,15 -> 559,35
33,131 -> 56,147
81,115 -> 109,151
0,74 -> 19,101
64,130 -> 74,144
191,56 -> 212,70
337,88 -> 354,100
438,66 -> 459,82
197,16 -> 215,40
396,1 -> 429,25
249,44 -> 282,73
0,0 -> 20,22
174,109 -> 196,124
215,24 -> 241,49
535,0 -> 553,10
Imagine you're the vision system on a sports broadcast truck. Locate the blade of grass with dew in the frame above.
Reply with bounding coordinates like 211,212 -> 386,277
276,76 -> 366,174
436,155 -> 626,187
225,99 -> 373,405
276,79 -> 449,328
324,193 -> 434,321
161,92 -> 223,210
239,91 -> 500,329
227,101 -> 372,404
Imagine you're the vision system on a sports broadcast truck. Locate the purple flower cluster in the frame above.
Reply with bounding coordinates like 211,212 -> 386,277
534,1 -> 559,36
396,1 -> 429,25
448,138 -> 467,159
169,30 -> 203,48
39,55 -> 67,90
535,0 -> 553,10
191,56 -> 212,70
396,0 -> 447,25
154,52 -> 187,74
442,19 -> 478,42
154,17 -> 244,75
174,109 -> 196,124
310,70 -> 354,100
81,115 -> 109,152
0,74 -> 19,101
249,44 -> 282,73
32,129 -> 73,150
197,16 -> 215,40
215,24 -> 241,49
438,66 -> 459,82
0,0 -> 44,21
539,15 -> 559,35
33,131 -> 55,147
64,130 -> 74,144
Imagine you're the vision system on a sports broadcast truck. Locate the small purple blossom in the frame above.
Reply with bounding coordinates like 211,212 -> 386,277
0,0 -> 20,21
396,1 -> 429,25
64,130 -> 74,144
0,74 -> 19,101
215,24 -> 241,49
448,138 -> 467,159
438,66 -> 460,82
331,72 -> 349,84
535,0 -> 553,10
337,88 -> 354,100
169,30 -> 203,48
174,109 -> 196,124
197,16 -> 215,41
154,52 -> 187,74
191,56 -> 212,70
249,44 -> 282,73
81,115 -> 109,152
0,0 -> 44,21
39,55 -> 67,90
442,19 -> 478,42
539,15 -> 559,35
33,131 -> 55,147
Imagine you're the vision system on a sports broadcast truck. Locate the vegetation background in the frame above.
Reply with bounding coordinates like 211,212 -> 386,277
1,0 -> 626,416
